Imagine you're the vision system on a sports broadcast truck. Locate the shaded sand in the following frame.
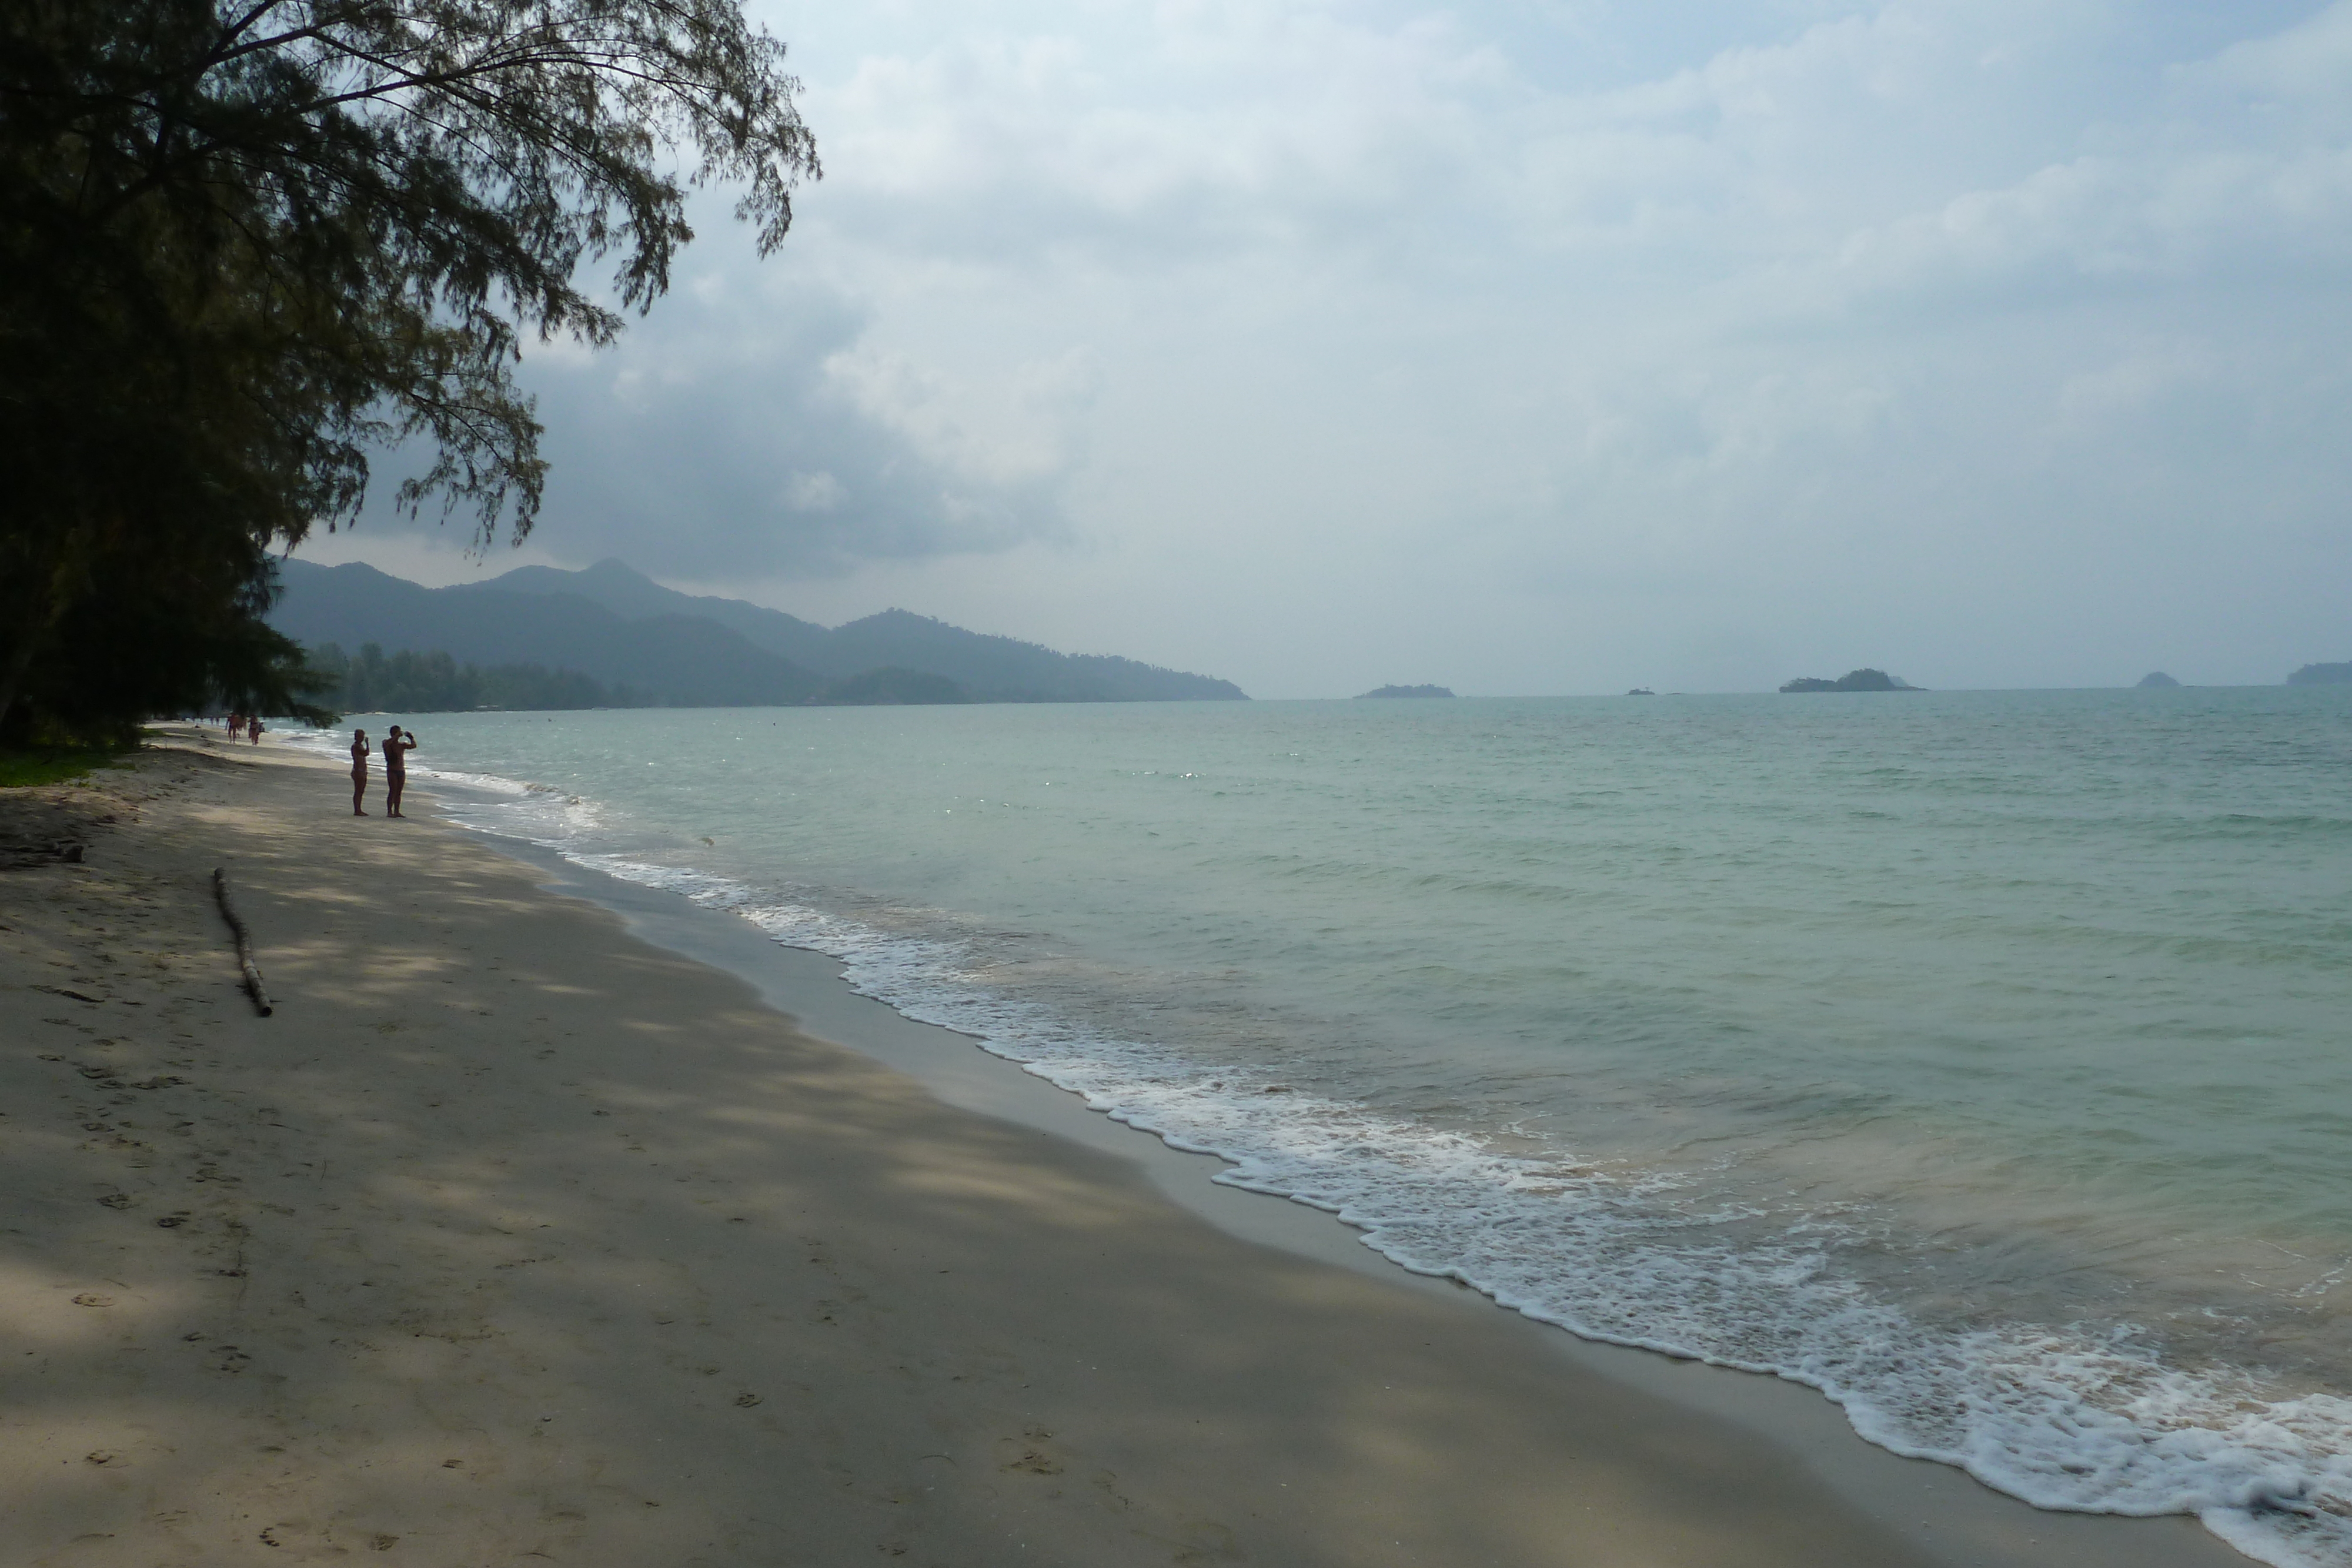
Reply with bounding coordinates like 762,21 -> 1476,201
1,735 -> 2251,1567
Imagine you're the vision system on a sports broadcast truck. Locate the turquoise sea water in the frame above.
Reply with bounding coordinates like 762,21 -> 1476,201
299,687 -> 2352,1565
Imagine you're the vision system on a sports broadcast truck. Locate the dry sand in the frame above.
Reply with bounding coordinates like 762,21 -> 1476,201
1,735 -> 2254,1567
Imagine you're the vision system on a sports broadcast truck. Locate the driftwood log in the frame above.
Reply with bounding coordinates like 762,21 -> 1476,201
211,867 -> 273,1017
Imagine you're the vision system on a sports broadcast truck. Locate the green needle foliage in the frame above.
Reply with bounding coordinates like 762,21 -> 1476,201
0,0 -> 817,743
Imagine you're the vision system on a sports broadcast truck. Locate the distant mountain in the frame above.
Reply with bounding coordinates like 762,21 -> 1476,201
269,557 -> 1247,708
307,641 -> 649,714
820,667 -> 968,706
459,559 -> 1245,703
1779,668 -> 1923,693
271,561 -> 824,707
2136,671 -> 2182,688
2287,662 -> 2352,686
1358,684 -> 1454,698
456,559 -> 840,671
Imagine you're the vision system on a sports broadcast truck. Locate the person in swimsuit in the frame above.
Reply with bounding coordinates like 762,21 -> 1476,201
350,729 -> 371,815
383,726 -> 417,817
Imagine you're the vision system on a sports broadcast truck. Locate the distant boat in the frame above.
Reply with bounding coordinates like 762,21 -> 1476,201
1626,688 -> 1656,696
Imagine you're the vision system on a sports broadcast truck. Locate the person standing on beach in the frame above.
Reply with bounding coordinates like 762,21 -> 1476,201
350,729 -> 371,815
383,727 -> 417,818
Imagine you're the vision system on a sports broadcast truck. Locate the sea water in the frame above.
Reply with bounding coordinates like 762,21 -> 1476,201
295,688 -> 2352,1566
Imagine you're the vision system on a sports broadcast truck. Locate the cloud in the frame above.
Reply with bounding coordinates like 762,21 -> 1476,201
538,265 -> 1093,575
783,470 -> 846,512
320,0 -> 2352,693
823,341 -> 1101,486
2209,0 -> 2352,105
342,259 -> 1080,578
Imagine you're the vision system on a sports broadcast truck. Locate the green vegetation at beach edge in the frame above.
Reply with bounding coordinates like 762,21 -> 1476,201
0,742 -> 140,789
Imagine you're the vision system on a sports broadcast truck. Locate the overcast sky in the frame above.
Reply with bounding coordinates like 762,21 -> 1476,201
300,0 -> 2352,697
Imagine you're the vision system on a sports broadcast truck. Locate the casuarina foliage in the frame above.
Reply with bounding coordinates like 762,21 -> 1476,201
0,0 -> 817,741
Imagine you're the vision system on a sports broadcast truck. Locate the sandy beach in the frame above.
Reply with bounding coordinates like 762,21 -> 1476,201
1,735 -> 2256,1568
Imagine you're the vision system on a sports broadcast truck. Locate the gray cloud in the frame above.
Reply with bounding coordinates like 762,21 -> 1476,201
318,0 -> 2352,694
342,260 -> 1076,579
524,271 -> 1074,577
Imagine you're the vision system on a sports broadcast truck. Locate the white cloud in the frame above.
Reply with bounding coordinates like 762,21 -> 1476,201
2209,0 -> 2352,105
783,469 -> 847,511
823,342 -> 1100,486
322,0 -> 2352,693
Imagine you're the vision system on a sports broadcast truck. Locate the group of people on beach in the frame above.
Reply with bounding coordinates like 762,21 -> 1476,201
348,727 -> 417,817
220,713 -> 264,743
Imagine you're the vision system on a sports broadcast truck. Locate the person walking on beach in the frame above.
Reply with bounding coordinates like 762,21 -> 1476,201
383,726 -> 417,818
350,729 -> 371,815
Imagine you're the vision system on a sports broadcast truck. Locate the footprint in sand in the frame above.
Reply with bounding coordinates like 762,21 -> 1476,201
998,1427 -> 1065,1476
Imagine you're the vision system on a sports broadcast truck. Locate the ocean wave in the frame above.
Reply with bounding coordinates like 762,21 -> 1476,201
418,752 -> 2350,1568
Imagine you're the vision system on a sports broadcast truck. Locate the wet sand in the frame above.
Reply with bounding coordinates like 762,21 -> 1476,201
0,734 -> 2251,1567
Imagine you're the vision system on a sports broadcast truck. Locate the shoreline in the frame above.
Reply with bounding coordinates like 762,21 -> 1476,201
1,733 -> 2253,1566
429,751 -> 2273,1568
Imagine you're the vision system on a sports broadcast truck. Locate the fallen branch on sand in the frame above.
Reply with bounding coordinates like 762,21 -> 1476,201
211,867 -> 273,1017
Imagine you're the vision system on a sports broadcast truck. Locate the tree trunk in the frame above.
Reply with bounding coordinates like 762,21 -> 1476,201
0,527 -> 84,743
0,630 -> 42,745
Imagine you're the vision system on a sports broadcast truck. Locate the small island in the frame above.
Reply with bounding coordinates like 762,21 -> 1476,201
1358,684 -> 1455,699
2135,671 -> 2181,689
2287,662 -> 2352,686
1626,688 -> 1656,697
1779,668 -> 1923,693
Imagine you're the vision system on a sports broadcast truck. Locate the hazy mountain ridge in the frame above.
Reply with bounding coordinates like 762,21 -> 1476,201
456,559 -> 840,671
465,559 -> 1245,701
270,559 -> 1245,707
270,561 -> 824,707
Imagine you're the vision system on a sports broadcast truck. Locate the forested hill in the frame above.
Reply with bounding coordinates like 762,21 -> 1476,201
461,559 -> 1246,701
269,559 -> 1247,707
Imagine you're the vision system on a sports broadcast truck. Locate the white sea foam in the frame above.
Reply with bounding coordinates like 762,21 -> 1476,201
410,748 -> 2351,1568
282,731 -> 544,798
